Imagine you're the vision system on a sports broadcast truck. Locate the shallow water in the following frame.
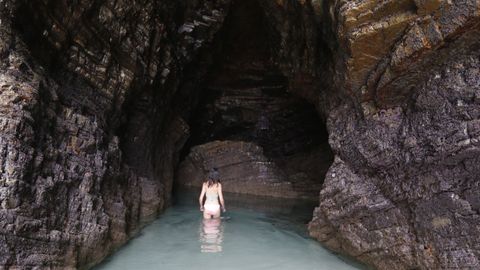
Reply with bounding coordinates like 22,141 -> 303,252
95,189 -> 365,270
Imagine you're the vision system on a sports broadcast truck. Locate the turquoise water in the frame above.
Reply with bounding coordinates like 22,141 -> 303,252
95,190 -> 364,270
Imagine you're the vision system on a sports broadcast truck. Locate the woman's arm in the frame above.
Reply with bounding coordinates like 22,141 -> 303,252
218,183 -> 226,212
199,183 -> 206,211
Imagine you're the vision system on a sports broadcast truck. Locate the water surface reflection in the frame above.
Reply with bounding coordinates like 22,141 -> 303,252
199,218 -> 224,253
94,187 -> 367,270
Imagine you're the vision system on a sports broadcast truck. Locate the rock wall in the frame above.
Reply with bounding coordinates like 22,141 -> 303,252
309,1 -> 480,269
0,0 -> 231,268
176,140 -> 331,199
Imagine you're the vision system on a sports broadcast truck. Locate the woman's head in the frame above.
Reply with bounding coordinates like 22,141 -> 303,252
206,167 -> 220,187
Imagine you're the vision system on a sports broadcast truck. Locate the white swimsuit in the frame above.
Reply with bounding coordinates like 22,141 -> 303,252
204,188 -> 220,214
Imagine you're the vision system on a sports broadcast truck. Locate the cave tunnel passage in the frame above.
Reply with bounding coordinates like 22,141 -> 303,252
8,0 -> 365,269
173,0 -> 334,203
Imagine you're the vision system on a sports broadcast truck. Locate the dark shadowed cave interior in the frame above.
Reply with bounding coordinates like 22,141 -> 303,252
173,0 -> 333,200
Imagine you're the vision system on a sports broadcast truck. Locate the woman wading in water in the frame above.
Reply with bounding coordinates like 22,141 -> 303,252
199,168 -> 226,219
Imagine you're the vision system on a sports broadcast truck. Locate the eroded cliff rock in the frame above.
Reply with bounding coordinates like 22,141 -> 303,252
0,0 -> 230,267
309,1 -> 480,269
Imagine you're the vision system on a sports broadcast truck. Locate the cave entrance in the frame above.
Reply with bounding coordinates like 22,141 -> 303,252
173,0 -> 333,203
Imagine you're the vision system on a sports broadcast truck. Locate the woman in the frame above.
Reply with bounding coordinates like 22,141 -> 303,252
199,168 -> 226,219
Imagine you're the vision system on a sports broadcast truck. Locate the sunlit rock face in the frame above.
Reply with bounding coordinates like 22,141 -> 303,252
0,0 -> 479,269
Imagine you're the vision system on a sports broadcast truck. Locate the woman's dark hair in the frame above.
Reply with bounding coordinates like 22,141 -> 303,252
206,167 -> 220,187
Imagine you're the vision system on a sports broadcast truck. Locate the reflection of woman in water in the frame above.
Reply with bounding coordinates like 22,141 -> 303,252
199,168 -> 226,219
199,218 -> 224,253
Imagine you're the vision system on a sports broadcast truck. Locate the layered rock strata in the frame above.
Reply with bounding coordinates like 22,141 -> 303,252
0,0 -> 231,268
176,140 -> 331,199
308,1 -> 480,269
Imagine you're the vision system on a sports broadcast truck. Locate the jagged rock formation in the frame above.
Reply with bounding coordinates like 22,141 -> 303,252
0,0 -> 479,269
308,1 -> 480,270
176,140 -> 331,199
0,0 -> 231,268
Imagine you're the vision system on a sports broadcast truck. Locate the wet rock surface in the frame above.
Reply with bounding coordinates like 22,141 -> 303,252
0,0 -> 479,269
